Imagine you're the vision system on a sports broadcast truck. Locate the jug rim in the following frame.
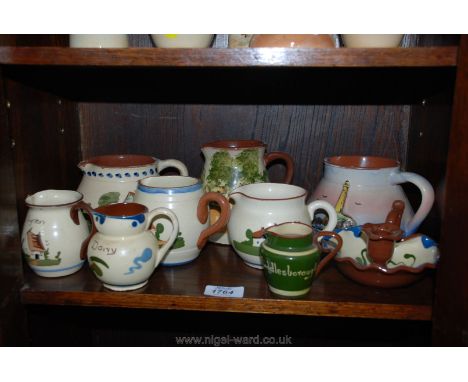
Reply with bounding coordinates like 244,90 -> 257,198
230,183 -> 307,201
79,154 -> 157,169
265,222 -> 313,239
94,202 -> 148,218
202,140 -> 266,150
138,176 -> 201,194
324,156 -> 400,169
25,190 -> 83,208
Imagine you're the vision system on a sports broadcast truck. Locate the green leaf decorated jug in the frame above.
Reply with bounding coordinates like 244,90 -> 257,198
201,140 -> 294,244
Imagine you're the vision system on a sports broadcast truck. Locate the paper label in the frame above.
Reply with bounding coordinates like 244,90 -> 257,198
204,285 -> 244,298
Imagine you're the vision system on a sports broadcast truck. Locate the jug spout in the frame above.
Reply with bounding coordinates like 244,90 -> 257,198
78,159 -> 90,172
78,159 -> 95,173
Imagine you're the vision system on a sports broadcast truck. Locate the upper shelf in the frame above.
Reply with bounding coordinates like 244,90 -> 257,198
0,47 -> 458,68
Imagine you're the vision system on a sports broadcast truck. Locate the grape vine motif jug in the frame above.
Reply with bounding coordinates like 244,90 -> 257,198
77,154 -> 188,208
201,140 -> 294,244
71,202 -> 179,291
310,156 -> 435,236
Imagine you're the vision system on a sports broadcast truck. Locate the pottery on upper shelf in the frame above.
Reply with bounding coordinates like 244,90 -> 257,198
341,34 -> 403,48
69,35 -> 129,48
151,34 -> 215,48
228,34 -> 253,48
249,34 -> 337,48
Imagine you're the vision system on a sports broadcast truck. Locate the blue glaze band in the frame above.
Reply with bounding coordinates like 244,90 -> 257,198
83,167 -> 157,178
30,262 -> 84,272
162,258 -> 197,266
93,212 -> 146,225
138,182 -> 202,195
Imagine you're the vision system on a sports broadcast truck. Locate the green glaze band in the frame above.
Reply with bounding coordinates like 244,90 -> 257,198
260,245 -> 320,294
264,233 -> 314,252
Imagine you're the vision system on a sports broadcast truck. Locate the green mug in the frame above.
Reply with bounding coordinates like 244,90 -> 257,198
256,222 -> 343,298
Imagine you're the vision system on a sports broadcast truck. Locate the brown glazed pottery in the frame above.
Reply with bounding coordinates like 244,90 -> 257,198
249,34 -> 336,48
333,261 -> 428,288
361,200 -> 405,267
334,201 -> 438,288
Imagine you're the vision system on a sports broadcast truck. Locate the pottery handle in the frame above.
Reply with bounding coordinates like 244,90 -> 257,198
314,231 -> 343,276
306,200 -> 338,232
390,171 -> 435,235
196,192 -> 231,249
146,207 -> 179,268
156,159 -> 189,176
264,152 -> 294,184
70,201 -> 97,261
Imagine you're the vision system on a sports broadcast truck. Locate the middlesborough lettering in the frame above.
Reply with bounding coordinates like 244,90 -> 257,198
91,240 -> 116,255
264,259 -> 313,278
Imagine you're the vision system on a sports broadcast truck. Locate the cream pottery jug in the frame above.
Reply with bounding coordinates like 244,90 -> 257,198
310,156 -> 434,236
151,34 -> 214,48
341,34 -> 403,48
21,190 -> 89,277
201,140 -> 294,245
134,176 -> 230,265
73,202 -> 179,291
228,183 -> 338,269
77,154 -> 188,208
69,34 -> 129,48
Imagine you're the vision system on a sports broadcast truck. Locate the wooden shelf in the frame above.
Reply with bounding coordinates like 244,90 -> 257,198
21,244 -> 434,321
0,47 -> 458,68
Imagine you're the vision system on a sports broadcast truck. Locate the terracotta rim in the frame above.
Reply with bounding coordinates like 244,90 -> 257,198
94,202 -> 148,217
230,184 -> 307,201
79,154 -> 156,169
202,140 -> 266,150
25,191 -> 83,208
334,256 -> 437,274
325,156 -> 399,169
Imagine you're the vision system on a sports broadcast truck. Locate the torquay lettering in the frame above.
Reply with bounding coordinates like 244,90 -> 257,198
264,259 -> 313,278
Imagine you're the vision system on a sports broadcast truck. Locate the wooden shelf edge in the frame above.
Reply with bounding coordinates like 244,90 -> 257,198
0,47 -> 458,68
20,289 -> 432,321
